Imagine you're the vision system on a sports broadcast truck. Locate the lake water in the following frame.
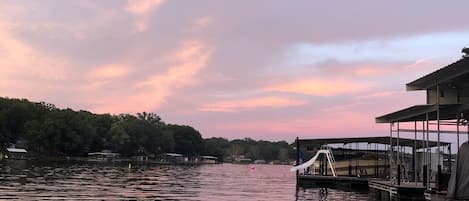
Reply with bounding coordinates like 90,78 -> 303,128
0,160 -> 369,200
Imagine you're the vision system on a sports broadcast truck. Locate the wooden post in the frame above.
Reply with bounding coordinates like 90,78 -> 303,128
457,116 -> 460,151
426,112 -> 430,188
414,121 -> 417,184
437,83 -> 441,191
296,137 -> 300,185
390,123 -> 393,181
448,145 -> 452,174
397,122 -> 400,185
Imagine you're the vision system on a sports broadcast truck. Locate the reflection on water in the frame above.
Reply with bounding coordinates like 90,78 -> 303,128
297,188 -> 369,201
0,160 -> 368,200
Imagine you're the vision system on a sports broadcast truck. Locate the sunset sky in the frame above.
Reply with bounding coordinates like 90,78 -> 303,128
1,0 -> 469,141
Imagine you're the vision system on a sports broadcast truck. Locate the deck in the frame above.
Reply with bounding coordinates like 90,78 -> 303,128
369,180 -> 449,201
297,175 -> 368,190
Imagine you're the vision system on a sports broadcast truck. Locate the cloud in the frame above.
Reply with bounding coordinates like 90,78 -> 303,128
91,40 -> 212,114
264,78 -> 373,97
126,0 -> 165,32
126,0 -> 164,15
1,0 -> 469,141
0,22 -> 70,98
194,16 -> 214,28
87,64 -> 130,80
198,96 -> 306,112
284,32 -> 469,67
209,112 -> 385,140
356,91 -> 402,100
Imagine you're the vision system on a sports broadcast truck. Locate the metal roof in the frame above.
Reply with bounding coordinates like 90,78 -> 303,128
165,153 -> 183,157
376,103 -> 469,123
88,152 -> 120,156
406,57 -> 469,91
298,136 -> 450,149
200,156 -> 218,159
6,148 -> 27,153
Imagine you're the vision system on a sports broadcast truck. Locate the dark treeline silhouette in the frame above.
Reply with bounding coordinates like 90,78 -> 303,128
0,97 -> 294,162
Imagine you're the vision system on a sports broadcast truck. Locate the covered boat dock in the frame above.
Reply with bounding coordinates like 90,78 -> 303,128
376,55 -> 469,192
295,50 -> 469,200
294,136 -> 449,189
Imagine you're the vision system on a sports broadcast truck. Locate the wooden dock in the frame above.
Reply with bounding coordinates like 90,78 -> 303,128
297,175 -> 368,190
369,180 -> 426,194
368,180 -> 449,201
298,175 -> 449,200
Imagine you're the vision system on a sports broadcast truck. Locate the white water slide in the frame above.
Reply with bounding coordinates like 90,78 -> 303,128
290,147 -> 337,177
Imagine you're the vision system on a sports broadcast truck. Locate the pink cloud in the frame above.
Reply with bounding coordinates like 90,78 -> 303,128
87,64 -> 130,80
352,66 -> 393,76
356,91 -> 402,100
1,0 -> 466,142
126,0 -> 164,32
194,16 -> 214,28
198,96 -> 306,112
210,111 -> 386,139
126,0 -> 164,15
264,78 -> 373,96
91,40 -> 212,114
0,22 -> 70,98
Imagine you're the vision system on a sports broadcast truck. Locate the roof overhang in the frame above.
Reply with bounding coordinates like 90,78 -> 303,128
200,156 -> 218,160
6,148 -> 27,153
406,57 -> 469,91
166,153 -> 183,157
375,103 -> 469,123
298,136 -> 449,149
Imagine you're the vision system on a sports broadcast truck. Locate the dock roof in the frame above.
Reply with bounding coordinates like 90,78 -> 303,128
375,102 -> 469,123
6,148 -> 27,153
406,57 -> 469,91
298,136 -> 450,149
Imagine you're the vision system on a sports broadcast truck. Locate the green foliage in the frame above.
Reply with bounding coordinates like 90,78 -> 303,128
168,124 -> 204,157
0,97 -> 295,162
203,137 -> 295,162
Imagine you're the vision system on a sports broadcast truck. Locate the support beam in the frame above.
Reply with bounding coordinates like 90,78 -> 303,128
397,122 -> 400,185
414,121 -> 417,184
436,84 -> 441,191
422,121 -> 425,183
426,113 -> 430,189
397,122 -> 400,166
296,136 -> 300,185
457,116 -> 460,151
392,129 -> 463,135
448,145 -> 452,174
390,123 -> 393,181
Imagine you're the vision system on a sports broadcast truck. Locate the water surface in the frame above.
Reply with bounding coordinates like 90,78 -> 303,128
0,160 -> 368,200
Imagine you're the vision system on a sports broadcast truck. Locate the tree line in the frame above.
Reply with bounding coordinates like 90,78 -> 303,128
0,97 -> 295,162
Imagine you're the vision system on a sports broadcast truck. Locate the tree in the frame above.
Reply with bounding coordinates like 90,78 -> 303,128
203,137 -> 230,160
168,124 -> 204,157
109,122 -> 129,147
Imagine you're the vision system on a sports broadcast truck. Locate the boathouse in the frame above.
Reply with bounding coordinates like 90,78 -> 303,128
3,148 -> 28,159
293,136 -> 448,189
88,150 -> 120,161
293,50 -> 469,200
375,50 -> 469,197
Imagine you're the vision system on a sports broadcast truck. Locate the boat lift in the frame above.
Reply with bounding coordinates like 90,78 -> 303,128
291,146 -> 337,177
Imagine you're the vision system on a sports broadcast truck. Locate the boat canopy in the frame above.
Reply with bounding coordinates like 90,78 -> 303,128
6,148 -> 27,153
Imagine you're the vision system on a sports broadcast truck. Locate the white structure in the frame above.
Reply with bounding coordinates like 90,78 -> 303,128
6,148 -> 27,153
3,148 -> 27,159
291,146 -> 337,177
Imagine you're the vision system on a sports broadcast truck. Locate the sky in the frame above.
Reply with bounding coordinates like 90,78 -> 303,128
1,0 -> 469,142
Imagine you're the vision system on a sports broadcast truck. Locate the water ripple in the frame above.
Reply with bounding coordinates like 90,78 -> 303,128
0,160 -> 368,200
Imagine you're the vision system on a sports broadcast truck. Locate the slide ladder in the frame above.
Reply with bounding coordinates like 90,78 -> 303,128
290,146 -> 337,177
